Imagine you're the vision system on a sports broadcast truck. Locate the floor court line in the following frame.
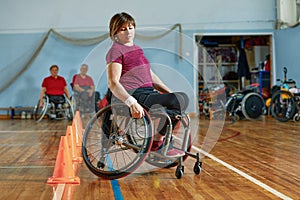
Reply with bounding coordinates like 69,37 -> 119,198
0,130 -> 66,133
0,166 -> 54,169
192,145 -> 293,200
52,184 -> 65,200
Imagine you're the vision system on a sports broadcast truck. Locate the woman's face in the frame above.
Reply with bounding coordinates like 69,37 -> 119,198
116,23 -> 135,45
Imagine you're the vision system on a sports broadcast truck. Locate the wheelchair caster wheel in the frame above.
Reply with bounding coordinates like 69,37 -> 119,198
97,157 -> 105,169
232,114 -> 239,123
193,161 -> 202,175
293,113 -> 300,122
175,166 -> 184,179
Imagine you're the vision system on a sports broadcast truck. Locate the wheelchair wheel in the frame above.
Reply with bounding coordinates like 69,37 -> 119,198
65,98 -> 74,120
270,90 -> 296,122
33,96 -> 49,122
225,95 -> 244,121
82,104 -> 153,180
70,96 -> 77,112
241,92 -> 264,120
146,113 -> 192,168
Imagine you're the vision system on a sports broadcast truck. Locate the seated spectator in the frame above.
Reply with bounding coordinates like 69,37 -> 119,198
72,64 -> 95,113
39,64 -> 70,118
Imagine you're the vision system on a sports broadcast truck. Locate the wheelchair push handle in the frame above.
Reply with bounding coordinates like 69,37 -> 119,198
276,67 -> 289,84
283,67 -> 287,81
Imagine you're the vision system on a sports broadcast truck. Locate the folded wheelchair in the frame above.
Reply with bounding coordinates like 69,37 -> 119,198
82,103 -> 202,179
225,83 -> 265,122
33,95 -> 74,122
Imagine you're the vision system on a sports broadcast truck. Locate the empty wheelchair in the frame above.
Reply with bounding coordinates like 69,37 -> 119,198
82,102 -> 202,180
33,95 -> 74,122
270,67 -> 300,122
225,84 -> 265,122
270,88 -> 300,122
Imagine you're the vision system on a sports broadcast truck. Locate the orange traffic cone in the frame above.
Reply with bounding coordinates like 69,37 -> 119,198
66,126 -> 82,163
47,136 -> 80,185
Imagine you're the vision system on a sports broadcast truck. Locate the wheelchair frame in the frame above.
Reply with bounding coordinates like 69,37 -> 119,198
33,95 -> 74,122
81,103 -> 202,179
226,87 -> 265,122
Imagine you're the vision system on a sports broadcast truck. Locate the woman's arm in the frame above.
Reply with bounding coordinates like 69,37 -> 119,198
151,70 -> 171,93
107,62 -> 144,118
107,62 -> 131,102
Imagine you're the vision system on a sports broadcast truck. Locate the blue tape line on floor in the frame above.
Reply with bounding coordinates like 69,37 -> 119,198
111,179 -> 124,200
107,156 -> 124,200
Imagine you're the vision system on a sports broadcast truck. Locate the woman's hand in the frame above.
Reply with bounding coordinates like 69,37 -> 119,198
130,102 -> 145,118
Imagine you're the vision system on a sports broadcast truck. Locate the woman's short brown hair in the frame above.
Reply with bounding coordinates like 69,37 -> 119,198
109,12 -> 136,40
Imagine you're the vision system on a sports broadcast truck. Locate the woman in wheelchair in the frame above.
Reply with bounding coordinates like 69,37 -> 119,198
71,64 -> 95,113
106,12 -> 189,157
39,65 -> 71,119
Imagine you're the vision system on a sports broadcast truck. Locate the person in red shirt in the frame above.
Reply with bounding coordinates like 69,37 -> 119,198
72,64 -> 95,113
39,65 -> 70,108
72,64 -> 95,97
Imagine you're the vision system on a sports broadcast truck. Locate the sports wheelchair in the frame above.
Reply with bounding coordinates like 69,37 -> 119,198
33,95 -> 74,122
270,89 -> 300,122
225,83 -> 265,122
71,89 -> 95,114
82,103 -> 202,180
270,67 -> 300,122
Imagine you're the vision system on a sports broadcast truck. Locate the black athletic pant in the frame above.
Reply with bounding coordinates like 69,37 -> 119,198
131,87 -> 189,136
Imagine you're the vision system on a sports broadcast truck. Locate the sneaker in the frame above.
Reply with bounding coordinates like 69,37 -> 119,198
166,148 -> 185,157
151,140 -> 164,151
151,136 -> 174,151
151,139 -> 185,158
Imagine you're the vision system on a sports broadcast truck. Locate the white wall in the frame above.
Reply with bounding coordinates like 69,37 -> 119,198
0,0 -> 275,32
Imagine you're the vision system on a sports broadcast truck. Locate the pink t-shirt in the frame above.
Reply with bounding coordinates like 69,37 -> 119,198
106,42 -> 153,91
73,74 -> 94,87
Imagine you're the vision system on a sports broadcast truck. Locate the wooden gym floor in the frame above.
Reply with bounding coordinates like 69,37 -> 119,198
0,115 -> 299,200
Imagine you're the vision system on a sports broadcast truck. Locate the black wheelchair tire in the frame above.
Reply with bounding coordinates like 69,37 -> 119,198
270,90 -> 296,122
33,96 -> 48,122
82,104 -> 153,180
241,92 -> 264,120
